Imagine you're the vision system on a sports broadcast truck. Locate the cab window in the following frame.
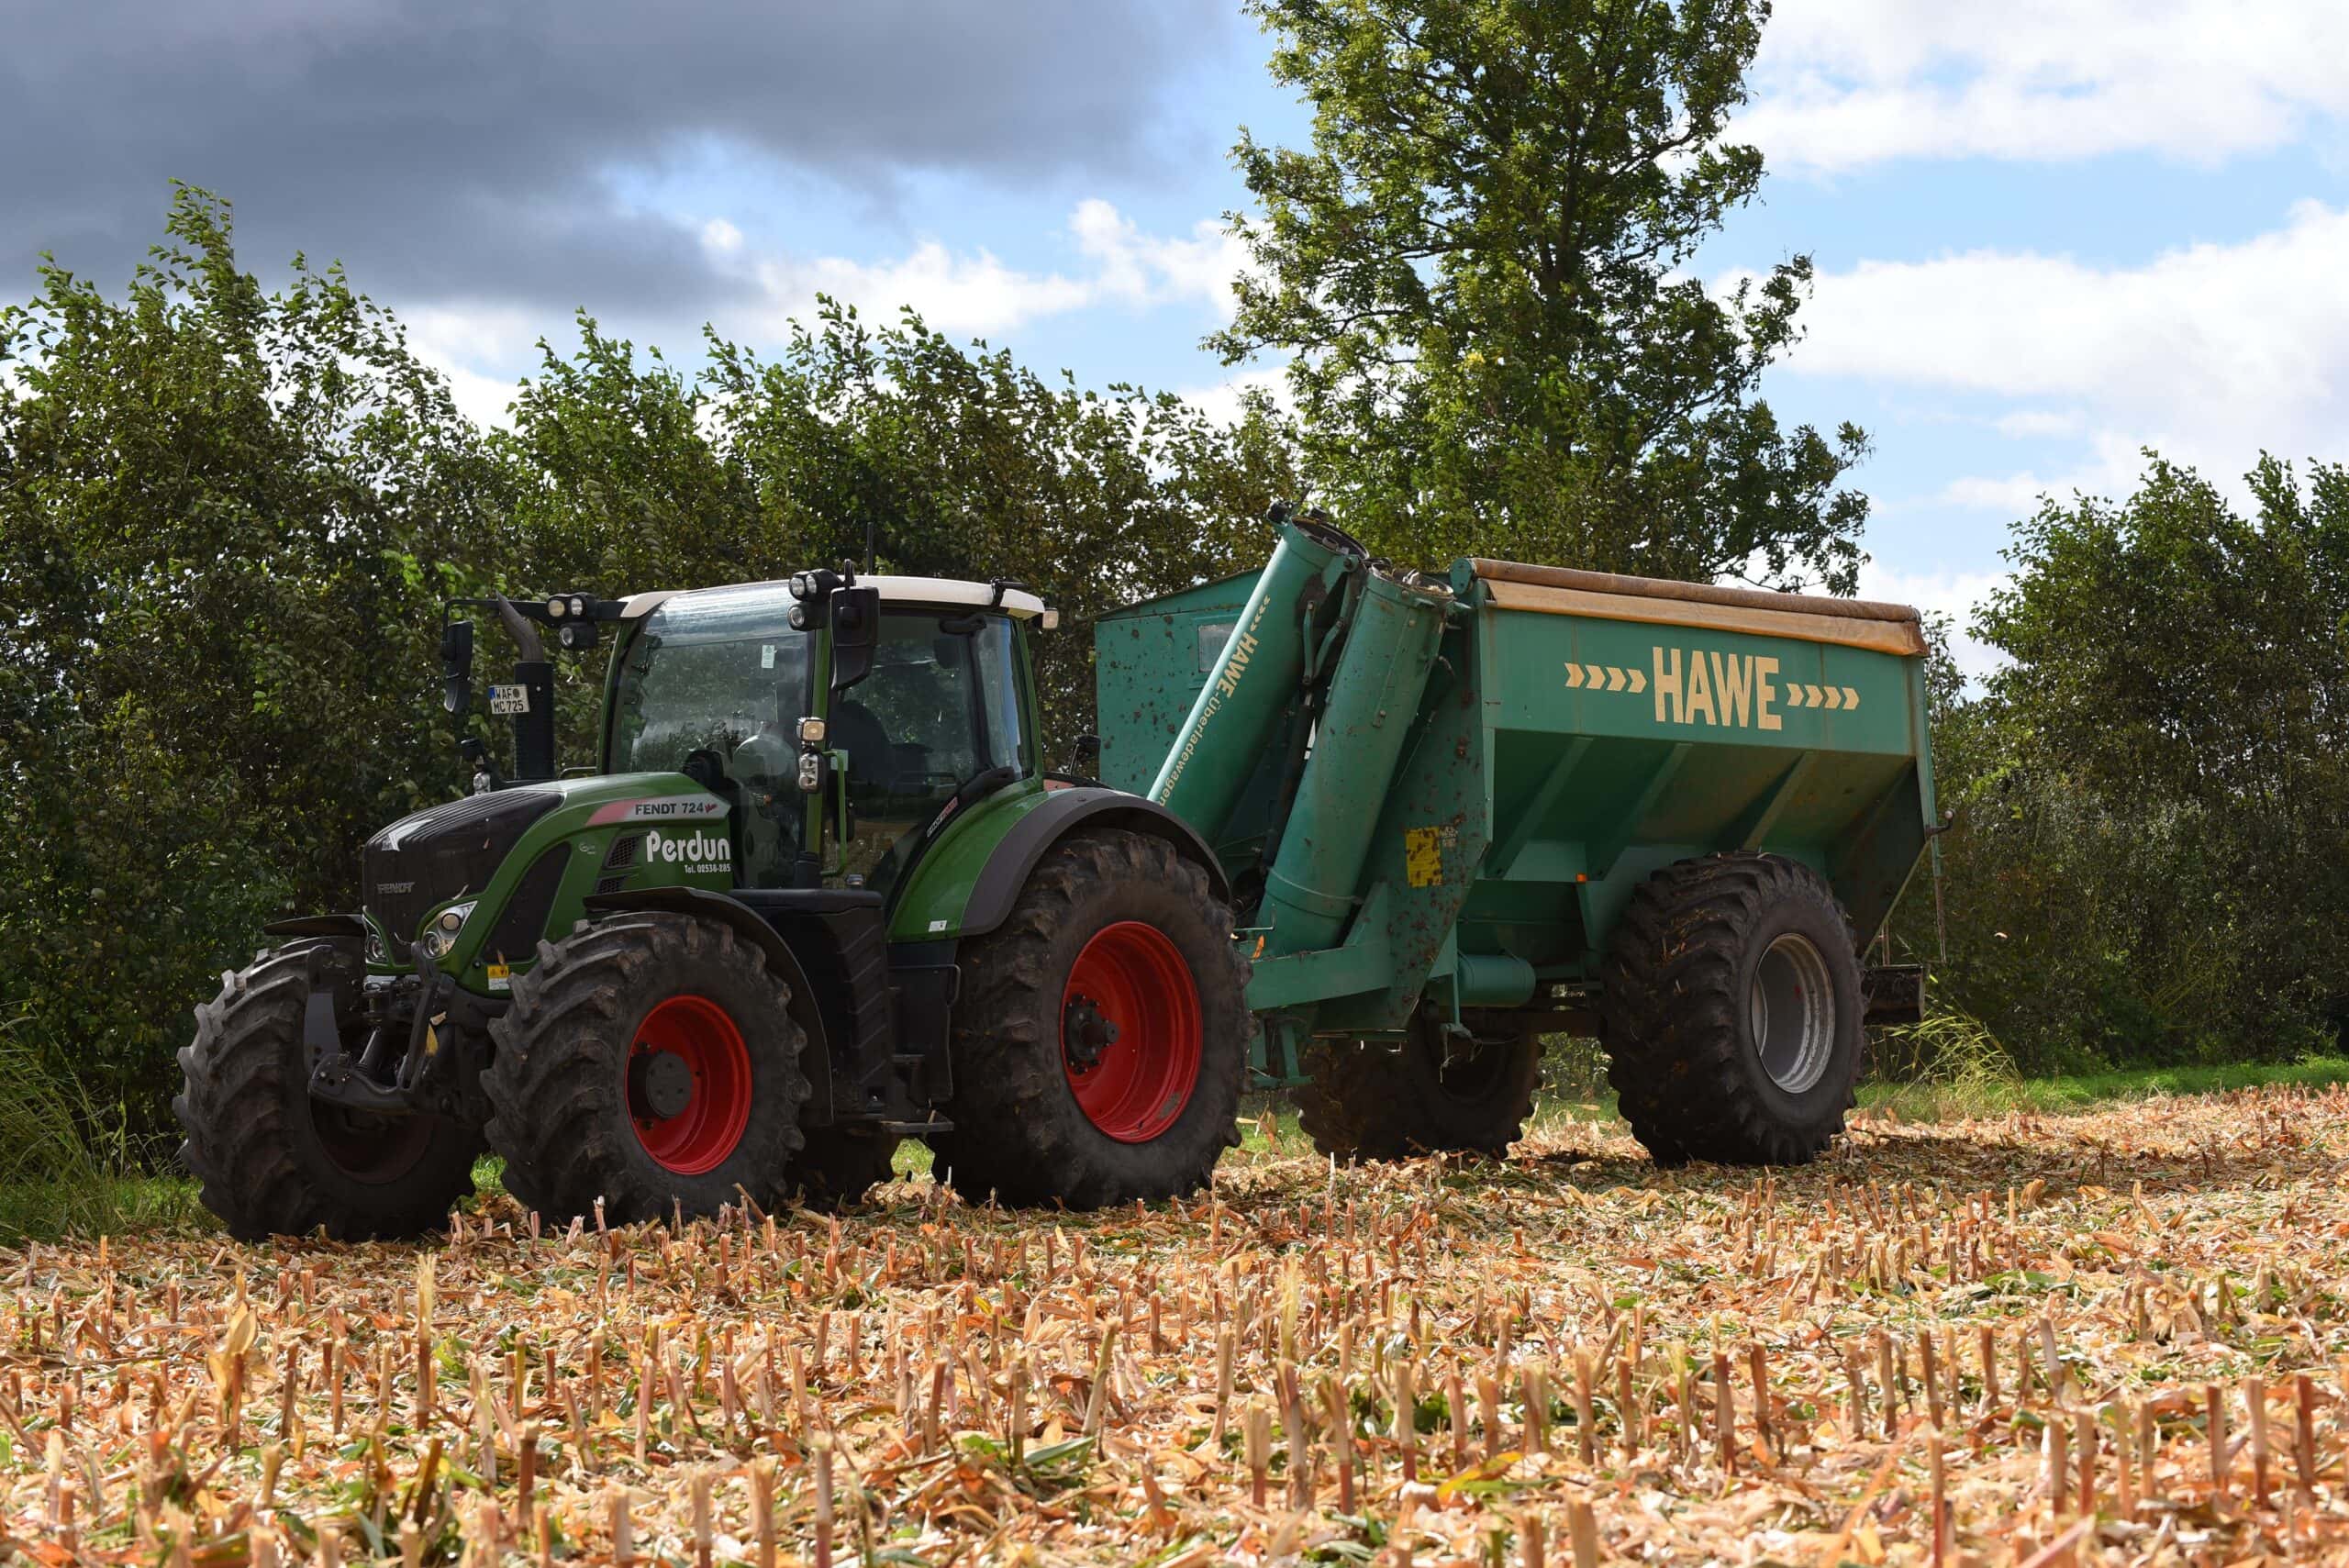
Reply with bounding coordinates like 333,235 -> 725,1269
831,609 -> 1029,890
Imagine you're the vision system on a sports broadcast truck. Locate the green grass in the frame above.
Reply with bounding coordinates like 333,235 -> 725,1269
1856,1053 -> 2349,1122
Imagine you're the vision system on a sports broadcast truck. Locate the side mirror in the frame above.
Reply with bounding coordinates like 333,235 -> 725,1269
440,619 -> 474,714
829,584 -> 880,693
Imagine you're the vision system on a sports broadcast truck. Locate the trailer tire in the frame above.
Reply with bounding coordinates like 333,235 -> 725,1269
175,942 -> 480,1241
1601,852 -> 1863,1166
784,1127 -> 901,1210
1295,1022 -> 1542,1162
484,913 -> 808,1226
930,829 -> 1248,1209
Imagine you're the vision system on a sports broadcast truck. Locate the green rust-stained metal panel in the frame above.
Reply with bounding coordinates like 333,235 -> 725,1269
1092,569 -> 1262,793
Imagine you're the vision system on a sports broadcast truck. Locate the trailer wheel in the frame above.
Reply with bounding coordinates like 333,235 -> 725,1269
1601,852 -> 1863,1165
484,913 -> 808,1225
1295,1021 -> 1542,1162
784,1127 -> 901,1210
930,829 -> 1248,1208
175,942 -> 480,1241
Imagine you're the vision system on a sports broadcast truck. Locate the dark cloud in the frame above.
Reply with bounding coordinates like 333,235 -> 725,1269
2,0 -> 1239,316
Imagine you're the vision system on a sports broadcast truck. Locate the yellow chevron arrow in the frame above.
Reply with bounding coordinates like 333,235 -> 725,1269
1785,684 -> 1807,707
1584,663 -> 1607,689
1628,667 -> 1646,694
1806,684 -> 1827,707
1605,665 -> 1627,692
1564,662 -> 1584,689
1841,686 -> 1860,709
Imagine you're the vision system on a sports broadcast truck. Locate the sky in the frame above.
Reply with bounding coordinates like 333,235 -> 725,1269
8,1 -> 2349,681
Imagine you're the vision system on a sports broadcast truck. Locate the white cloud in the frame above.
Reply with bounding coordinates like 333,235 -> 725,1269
1744,0 -> 2349,173
403,303 -> 544,429
1068,198 -> 1252,321
1857,560 -> 2011,688
717,199 -> 1246,340
1991,409 -> 2086,440
1754,201 -> 2349,501
745,241 -> 1096,339
1171,366 -> 1292,428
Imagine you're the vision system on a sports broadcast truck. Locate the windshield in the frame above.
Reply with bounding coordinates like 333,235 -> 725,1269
607,584 -> 810,888
835,610 -> 1029,890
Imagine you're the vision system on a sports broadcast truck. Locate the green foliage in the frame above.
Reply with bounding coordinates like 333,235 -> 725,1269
0,186 -> 497,1148
1896,453 -> 2349,1071
0,191 -> 1297,1156
1217,0 -> 1869,589
0,1020 -> 207,1240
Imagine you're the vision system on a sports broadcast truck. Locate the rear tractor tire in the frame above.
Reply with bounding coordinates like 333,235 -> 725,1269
1600,851 -> 1864,1166
929,829 -> 1249,1209
1295,1018 -> 1542,1162
484,913 -> 809,1226
175,941 -> 481,1241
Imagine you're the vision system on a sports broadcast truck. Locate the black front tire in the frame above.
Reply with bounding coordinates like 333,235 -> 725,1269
1600,852 -> 1864,1165
175,942 -> 481,1241
484,914 -> 808,1225
929,829 -> 1249,1209
1295,1019 -> 1542,1162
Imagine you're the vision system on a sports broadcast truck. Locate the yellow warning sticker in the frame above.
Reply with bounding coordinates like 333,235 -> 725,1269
486,962 -> 512,993
1405,826 -> 1445,888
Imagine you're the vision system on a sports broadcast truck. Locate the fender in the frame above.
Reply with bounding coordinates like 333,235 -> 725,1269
957,786 -> 1231,939
263,913 -> 369,940
581,886 -> 839,1123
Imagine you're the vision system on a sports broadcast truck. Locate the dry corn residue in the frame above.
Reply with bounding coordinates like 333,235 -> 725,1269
6,1085 -> 2349,1565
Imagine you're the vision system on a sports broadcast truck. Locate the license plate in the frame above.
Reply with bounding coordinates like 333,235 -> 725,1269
488,684 -> 530,716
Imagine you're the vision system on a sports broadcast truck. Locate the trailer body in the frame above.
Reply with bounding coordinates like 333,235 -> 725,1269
1096,521 -> 1934,1080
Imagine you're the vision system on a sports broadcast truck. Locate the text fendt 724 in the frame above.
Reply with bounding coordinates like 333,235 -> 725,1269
178,513 -> 1932,1240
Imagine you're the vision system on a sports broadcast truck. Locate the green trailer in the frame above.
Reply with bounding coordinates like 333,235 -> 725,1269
1097,512 -> 1933,1165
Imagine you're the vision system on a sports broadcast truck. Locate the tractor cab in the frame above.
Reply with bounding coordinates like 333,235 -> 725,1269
603,574 -> 1051,897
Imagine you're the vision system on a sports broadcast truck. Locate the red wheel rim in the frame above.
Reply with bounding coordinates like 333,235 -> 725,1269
627,995 -> 752,1174
1061,921 -> 1202,1143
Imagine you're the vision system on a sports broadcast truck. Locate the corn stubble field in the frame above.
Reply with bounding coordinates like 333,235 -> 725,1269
6,1087 -> 2349,1566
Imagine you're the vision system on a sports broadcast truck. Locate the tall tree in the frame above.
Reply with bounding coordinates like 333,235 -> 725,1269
1216,0 -> 1870,590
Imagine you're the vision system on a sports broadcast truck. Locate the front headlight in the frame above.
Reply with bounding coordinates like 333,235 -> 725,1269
419,900 -> 478,960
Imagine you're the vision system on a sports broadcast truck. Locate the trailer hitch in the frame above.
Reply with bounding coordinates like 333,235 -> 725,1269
306,957 -> 452,1118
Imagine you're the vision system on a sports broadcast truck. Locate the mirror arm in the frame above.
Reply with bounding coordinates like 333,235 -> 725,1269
492,595 -> 546,662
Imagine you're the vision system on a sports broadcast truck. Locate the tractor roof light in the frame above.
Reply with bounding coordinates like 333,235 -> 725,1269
546,596 -> 566,617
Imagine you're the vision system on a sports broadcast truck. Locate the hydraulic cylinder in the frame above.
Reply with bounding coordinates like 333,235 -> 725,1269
1259,568 -> 1450,955
1148,517 -> 1360,843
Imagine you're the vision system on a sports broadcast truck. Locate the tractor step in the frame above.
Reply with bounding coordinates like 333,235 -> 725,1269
881,1118 -> 952,1136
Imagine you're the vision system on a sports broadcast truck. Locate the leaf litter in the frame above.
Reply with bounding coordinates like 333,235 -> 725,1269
5,1084 -> 2349,1564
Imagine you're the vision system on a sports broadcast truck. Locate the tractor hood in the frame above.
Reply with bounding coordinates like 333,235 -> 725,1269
362,773 -> 725,956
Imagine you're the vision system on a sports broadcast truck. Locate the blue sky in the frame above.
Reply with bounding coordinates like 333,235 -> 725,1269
12,1 -> 2347,679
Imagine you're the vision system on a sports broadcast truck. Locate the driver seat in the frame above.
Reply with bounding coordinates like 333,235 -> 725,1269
829,698 -> 896,790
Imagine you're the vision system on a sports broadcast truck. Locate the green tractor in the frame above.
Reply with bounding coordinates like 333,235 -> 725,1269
176,571 -> 1250,1240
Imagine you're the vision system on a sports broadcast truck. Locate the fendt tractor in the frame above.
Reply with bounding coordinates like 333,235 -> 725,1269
176,510 -> 1932,1240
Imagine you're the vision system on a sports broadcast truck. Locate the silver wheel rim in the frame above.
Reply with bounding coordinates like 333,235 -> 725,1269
1750,932 -> 1835,1094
